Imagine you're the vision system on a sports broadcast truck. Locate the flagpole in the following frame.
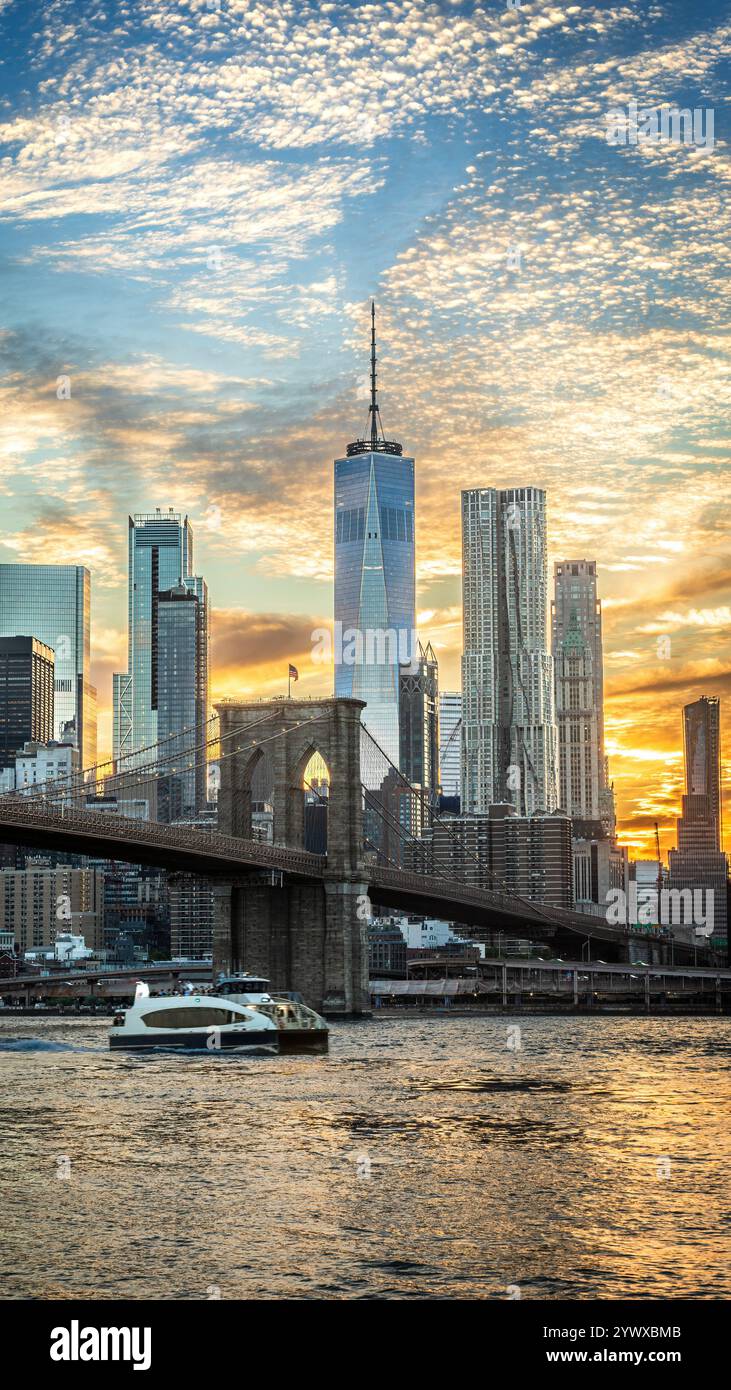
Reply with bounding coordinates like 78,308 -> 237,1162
288,666 -> 291,699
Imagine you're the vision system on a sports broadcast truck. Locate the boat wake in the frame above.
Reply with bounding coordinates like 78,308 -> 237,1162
0,1038 -> 103,1053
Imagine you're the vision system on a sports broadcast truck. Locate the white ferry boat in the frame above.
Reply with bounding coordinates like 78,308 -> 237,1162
216,974 -> 330,1053
109,982 -> 279,1052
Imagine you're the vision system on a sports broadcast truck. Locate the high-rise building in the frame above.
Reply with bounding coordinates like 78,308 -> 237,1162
572,836 -> 628,916
461,487 -> 557,816
113,511 -> 209,812
334,303 -> 416,771
0,565 -> 96,768
438,691 -> 462,799
399,641 -> 439,804
0,637 -> 55,771
683,696 -> 721,849
0,861 -> 104,952
668,697 -> 727,948
411,805 -> 573,909
552,560 -> 606,833
157,584 -> 208,820
554,612 -> 601,827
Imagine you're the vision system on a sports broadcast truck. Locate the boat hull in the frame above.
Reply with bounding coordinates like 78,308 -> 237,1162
110,1029 -> 277,1052
276,1029 -> 329,1054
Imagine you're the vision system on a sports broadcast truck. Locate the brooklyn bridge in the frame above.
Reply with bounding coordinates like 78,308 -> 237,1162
0,697 -> 716,1013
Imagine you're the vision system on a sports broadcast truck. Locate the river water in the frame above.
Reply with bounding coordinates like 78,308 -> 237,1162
0,1014 -> 729,1300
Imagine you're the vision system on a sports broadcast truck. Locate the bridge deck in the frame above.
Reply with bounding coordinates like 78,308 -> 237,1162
0,800 -> 325,879
0,800 -> 719,967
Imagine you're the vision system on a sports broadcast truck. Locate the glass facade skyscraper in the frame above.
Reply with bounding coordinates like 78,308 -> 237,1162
399,641 -> 439,803
0,565 -> 96,768
113,511 -> 209,815
157,584 -> 208,820
0,637 -> 54,770
668,696 -> 726,948
683,696 -> 721,849
334,304 -> 415,772
439,691 -> 462,799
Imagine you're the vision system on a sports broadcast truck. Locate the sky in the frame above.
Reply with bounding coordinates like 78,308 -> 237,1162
0,0 -> 728,859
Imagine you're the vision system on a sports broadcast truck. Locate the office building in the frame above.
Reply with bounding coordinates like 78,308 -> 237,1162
572,836 -> 629,917
99,862 -> 169,959
367,919 -> 407,977
552,560 -> 607,832
157,584 -> 208,820
399,641 -> 439,803
0,565 -> 96,768
334,303 -> 416,771
683,696 -> 721,848
0,861 -> 104,952
461,487 -> 557,815
668,794 -> 727,947
0,739 -> 80,797
411,805 -> 572,909
667,698 -> 726,947
0,637 -> 54,771
439,691 -> 462,800
169,876 -> 214,960
112,510 -> 209,813
554,611 -> 601,828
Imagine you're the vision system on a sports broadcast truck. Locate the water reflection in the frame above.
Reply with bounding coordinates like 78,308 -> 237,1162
0,1015 -> 729,1299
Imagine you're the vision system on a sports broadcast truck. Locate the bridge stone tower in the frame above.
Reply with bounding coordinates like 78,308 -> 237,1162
213,697 -> 370,1015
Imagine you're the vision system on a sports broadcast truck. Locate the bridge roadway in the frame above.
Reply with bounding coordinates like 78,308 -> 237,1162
0,798 -> 324,880
0,798 -> 718,967
0,960 -> 212,1000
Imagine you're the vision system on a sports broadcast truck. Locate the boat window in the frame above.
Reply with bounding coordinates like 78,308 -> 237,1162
141,1007 -> 238,1029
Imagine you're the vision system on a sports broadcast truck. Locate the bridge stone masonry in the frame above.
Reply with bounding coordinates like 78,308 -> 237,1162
214,697 -> 371,1016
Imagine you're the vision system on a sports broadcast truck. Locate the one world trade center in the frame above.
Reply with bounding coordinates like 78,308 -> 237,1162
334,304 -> 416,772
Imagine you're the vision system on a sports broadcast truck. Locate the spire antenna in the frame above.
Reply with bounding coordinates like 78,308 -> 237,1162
345,299 -> 403,457
370,300 -> 378,449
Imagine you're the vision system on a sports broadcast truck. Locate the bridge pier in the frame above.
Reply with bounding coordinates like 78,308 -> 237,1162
211,875 -> 369,1015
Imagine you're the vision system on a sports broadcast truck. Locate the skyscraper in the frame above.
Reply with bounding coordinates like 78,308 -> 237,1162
0,565 -> 96,768
113,511 -> 209,813
552,560 -> 606,830
399,641 -> 439,803
683,696 -> 721,848
157,583 -> 208,820
438,691 -> 462,799
334,303 -> 415,770
668,697 -> 726,947
461,487 -> 557,815
0,637 -> 54,770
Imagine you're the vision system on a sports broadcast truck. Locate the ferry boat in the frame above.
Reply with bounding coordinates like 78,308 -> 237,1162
109,982 -> 279,1052
216,974 -> 330,1053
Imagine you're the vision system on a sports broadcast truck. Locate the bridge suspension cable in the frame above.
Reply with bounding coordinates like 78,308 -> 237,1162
0,711 -> 324,809
357,722 -> 584,935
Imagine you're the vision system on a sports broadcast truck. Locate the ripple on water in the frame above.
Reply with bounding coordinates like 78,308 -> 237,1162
0,1013 -> 729,1300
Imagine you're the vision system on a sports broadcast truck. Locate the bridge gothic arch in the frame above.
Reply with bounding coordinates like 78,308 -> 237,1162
213,697 -> 369,1014
216,697 -> 365,873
